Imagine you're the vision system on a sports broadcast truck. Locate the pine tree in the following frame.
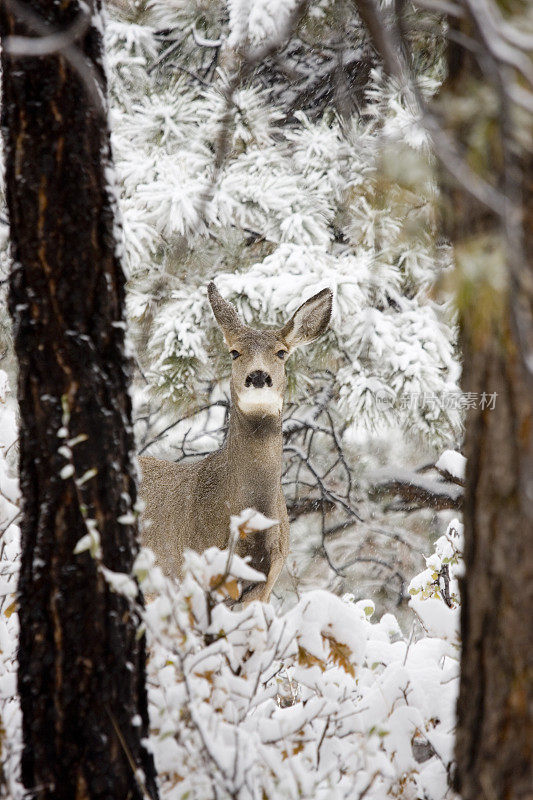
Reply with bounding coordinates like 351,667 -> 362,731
99,2 -> 457,433
436,14 -> 533,800
0,0 -> 462,601
71,0 -> 459,602
342,2 -> 533,796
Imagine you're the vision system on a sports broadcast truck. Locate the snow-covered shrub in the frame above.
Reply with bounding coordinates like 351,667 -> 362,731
136,511 -> 462,800
0,370 -> 21,796
409,518 -> 463,647
0,482 -> 463,800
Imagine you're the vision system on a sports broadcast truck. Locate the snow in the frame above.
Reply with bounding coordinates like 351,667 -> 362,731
118,511 -> 137,525
228,0 -> 304,49
0,477 -> 463,800
102,11 -> 461,445
0,4 -> 468,797
435,449 -> 466,482
100,566 -> 139,600
0,372 -> 21,796
59,464 -> 75,479
73,522 -> 102,560
409,519 -> 463,647
131,525 -> 462,800
231,507 -> 278,535
370,466 -> 464,503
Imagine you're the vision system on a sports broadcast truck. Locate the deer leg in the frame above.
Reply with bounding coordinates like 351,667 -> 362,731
241,550 -> 285,604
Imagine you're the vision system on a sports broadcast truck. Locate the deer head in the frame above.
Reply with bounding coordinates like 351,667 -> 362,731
207,282 -> 333,420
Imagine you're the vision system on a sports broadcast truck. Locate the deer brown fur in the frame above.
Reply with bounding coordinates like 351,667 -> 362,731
140,282 -> 333,602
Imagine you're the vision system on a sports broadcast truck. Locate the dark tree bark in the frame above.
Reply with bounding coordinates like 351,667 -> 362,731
0,2 -> 159,798
436,16 -> 533,800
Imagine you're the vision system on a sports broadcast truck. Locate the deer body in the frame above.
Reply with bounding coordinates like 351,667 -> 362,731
140,413 -> 290,600
140,283 -> 332,601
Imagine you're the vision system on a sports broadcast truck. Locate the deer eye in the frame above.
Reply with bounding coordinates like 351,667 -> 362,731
230,350 -> 241,360
276,350 -> 287,360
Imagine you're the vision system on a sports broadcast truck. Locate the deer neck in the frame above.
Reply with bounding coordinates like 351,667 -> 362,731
226,405 -> 283,513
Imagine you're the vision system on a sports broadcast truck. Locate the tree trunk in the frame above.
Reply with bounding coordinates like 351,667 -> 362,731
0,2 -> 159,798
343,3 -> 533,795
456,294 -> 533,800
437,17 -> 533,800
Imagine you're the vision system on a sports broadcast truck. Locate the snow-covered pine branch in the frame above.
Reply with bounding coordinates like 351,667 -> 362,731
103,3 -> 460,447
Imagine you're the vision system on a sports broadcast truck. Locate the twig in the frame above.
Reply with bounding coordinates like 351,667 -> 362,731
3,1 -> 91,57
2,0 -> 106,117
196,0 -> 310,218
356,771 -> 380,800
138,400 -> 228,454
106,707 -> 156,800
166,62 -> 210,88
147,25 -> 192,74
0,509 -> 22,535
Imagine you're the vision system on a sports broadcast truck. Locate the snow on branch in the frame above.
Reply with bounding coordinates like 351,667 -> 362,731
131,518 -> 462,800
369,451 -> 465,512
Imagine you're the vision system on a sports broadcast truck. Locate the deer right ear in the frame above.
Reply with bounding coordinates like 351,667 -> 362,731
279,288 -> 333,350
207,282 -> 243,342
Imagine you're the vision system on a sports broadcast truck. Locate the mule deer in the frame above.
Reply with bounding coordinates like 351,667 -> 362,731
139,282 -> 333,601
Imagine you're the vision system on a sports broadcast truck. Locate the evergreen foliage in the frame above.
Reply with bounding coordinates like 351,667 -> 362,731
104,0 -> 460,446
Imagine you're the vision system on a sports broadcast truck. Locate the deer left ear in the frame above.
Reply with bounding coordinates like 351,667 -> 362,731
207,281 -> 244,342
279,288 -> 333,350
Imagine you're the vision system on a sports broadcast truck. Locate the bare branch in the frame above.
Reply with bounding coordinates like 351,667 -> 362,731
463,0 -> 533,91
475,0 -> 533,53
2,0 -> 106,117
351,0 -> 404,77
192,25 -> 222,49
3,1 -> 90,57
370,468 -> 463,511
412,0 -> 464,15
138,400 -> 229,455
147,25 -> 192,74
352,0 -> 509,217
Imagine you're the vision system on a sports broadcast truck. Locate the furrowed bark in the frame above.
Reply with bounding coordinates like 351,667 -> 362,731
437,16 -> 533,800
0,2 -> 159,798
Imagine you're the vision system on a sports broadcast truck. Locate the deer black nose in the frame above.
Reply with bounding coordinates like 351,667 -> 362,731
245,370 -> 272,388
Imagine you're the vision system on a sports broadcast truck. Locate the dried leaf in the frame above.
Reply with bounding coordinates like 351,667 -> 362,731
209,574 -> 240,600
238,522 -> 250,540
194,669 -> 216,685
4,599 -> 16,618
297,645 -> 326,672
281,741 -> 304,760
209,573 -> 224,589
225,578 -> 240,600
323,635 -> 355,677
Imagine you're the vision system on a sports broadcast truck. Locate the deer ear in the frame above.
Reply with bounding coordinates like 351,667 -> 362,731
279,288 -> 333,350
207,282 -> 243,341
